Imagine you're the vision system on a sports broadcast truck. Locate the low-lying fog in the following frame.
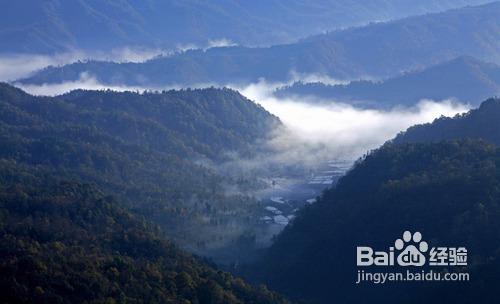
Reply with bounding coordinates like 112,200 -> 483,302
237,80 -> 469,163
3,51 -> 469,166
0,40 -> 236,82
4,55 -> 471,256
15,74 -> 470,165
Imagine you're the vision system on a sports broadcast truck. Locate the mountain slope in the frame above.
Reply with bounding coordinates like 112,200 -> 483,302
276,56 -> 500,107
393,98 -> 500,144
252,139 -> 500,304
0,0 -> 491,54
0,161 -> 289,303
0,83 -> 279,256
20,2 -> 500,86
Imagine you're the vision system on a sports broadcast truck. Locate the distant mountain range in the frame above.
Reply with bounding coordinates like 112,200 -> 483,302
19,2 -> 500,87
251,98 -> 500,304
0,0 -> 491,54
276,56 -> 500,107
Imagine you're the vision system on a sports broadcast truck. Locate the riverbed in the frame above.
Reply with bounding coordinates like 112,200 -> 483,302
255,159 -> 353,246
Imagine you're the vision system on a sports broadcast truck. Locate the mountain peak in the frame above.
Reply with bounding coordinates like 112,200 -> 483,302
0,82 -> 31,100
478,97 -> 500,110
392,97 -> 500,145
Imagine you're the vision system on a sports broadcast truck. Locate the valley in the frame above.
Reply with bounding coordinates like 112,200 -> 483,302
2,1 -> 500,303
255,160 -> 353,245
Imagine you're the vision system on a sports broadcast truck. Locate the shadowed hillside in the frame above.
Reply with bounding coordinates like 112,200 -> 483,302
0,83 -> 279,255
393,97 -> 500,144
252,139 -> 500,304
0,162 -> 290,303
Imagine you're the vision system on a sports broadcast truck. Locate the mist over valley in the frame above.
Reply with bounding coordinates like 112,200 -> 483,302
1,1 -> 500,303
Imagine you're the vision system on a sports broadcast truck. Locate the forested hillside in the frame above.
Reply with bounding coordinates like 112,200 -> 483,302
253,139 -> 500,303
0,0 -> 489,53
276,56 -> 500,108
393,98 -> 500,144
0,83 -> 279,254
5,1 -> 500,303
0,161 -> 289,303
20,2 -> 500,86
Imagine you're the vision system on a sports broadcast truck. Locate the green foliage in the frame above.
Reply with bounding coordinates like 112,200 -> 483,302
0,162 -> 289,303
254,140 -> 500,303
393,98 -> 500,144
0,83 -> 278,253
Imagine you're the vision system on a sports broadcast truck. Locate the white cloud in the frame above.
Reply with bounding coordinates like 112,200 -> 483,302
288,70 -> 351,86
176,38 -> 237,52
0,53 -> 77,82
0,40 -> 242,83
236,80 -> 470,163
206,38 -> 237,49
15,72 -> 154,96
0,47 -> 169,82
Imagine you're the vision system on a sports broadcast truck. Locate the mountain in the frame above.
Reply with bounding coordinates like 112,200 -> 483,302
251,138 -> 500,304
0,83 -> 279,257
275,56 -> 500,108
20,2 -> 500,87
0,0 -> 491,54
393,98 -> 500,144
0,161 -> 289,303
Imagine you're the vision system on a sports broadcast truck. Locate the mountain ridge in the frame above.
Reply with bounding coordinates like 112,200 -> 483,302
392,97 -> 500,144
0,83 -> 280,256
19,1 -> 500,87
0,0 -> 492,54
275,56 -> 500,107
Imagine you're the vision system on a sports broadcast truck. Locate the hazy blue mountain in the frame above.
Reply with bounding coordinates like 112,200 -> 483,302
276,56 -> 500,108
392,98 -> 500,144
20,2 -> 500,87
0,0 -> 491,54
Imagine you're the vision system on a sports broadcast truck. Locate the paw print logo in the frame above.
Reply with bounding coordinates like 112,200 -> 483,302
395,231 -> 428,266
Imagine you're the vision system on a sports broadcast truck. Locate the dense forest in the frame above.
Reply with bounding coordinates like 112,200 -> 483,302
0,83 -> 279,256
0,160 -> 289,303
393,98 -> 500,144
4,1 -> 500,303
252,139 -> 500,303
